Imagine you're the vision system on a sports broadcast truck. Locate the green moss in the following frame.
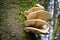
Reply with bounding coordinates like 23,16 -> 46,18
51,14 -> 60,40
18,0 -> 38,27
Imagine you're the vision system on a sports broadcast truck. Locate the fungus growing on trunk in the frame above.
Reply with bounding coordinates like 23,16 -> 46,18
24,5 -> 51,35
24,27 -> 49,35
27,10 -> 51,20
24,6 -> 45,17
25,19 -> 49,29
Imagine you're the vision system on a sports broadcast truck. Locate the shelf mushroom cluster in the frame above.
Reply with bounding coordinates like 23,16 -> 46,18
24,4 -> 51,35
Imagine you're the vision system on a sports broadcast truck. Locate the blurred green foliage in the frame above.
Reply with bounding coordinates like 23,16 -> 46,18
38,0 -> 50,11
0,0 -> 17,40
17,0 -> 38,28
0,0 -> 38,40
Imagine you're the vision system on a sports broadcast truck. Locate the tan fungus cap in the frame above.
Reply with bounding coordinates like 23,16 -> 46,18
24,27 -> 49,35
24,7 -> 45,17
27,10 -> 51,20
25,19 -> 49,29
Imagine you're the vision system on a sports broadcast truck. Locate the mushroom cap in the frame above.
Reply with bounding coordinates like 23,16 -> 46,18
24,7 -> 45,17
24,10 -> 30,17
25,19 -> 49,28
24,27 -> 49,35
27,10 -> 51,20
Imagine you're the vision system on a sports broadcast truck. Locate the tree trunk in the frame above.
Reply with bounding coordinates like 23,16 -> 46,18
0,0 -> 38,40
51,14 -> 60,40
53,0 -> 58,26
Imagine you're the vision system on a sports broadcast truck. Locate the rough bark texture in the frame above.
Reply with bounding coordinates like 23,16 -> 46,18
0,0 -> 38,40
53,0 -> 58,26
51,0 -> 59,40
51,14 -> 60,40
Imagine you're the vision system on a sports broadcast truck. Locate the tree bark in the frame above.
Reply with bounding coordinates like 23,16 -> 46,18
51,14 -> 60,40
53,0 -> 58,26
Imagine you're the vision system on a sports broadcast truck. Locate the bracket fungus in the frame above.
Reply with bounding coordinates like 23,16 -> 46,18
25,19 -> 49,29
27,10 -> 51,20
24,5 -> 45,17
24,27 -> 49,35
24,5 -> 51,35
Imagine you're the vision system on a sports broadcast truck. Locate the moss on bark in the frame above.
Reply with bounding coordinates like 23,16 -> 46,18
51,14 -> 60,40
